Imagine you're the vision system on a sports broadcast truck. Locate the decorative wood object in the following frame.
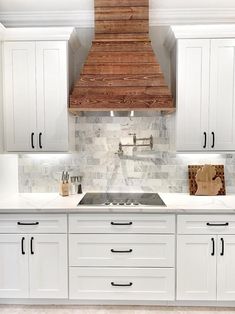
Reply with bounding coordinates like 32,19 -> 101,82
69,0 -> 174,112
188,165 -> 226,196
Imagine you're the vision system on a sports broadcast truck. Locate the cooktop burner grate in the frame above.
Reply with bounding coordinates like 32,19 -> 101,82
78,193 -> 166,207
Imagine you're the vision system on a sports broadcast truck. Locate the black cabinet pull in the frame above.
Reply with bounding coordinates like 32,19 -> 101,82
111,249 -> 133,253
207,222 -> 229,227
31,133 -> 35,149
111,222 -> 132,226
39,132 -> 42,149
111,282 -> 133,287
211,238 -> 215,256
211,132 -> 215,148
30,237 -> 34,255
17,222 -> 39,226
220,238 -> 225,256
21,237 -> 25,255
203,132 -> 207,148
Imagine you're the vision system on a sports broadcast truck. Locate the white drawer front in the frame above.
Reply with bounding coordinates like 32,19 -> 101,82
69,234 -> 175,267
178,215 -> 235,235
0,214 -> 67,233
69,214 -> 175,234
69,267 -> 175,300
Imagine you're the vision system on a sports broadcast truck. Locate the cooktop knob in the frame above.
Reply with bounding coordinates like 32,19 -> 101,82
112,201 -> 118,205
104,201 -> 110,205
126,201 -> 132,206
133,201 -> 139,206
119,201 -> 125,205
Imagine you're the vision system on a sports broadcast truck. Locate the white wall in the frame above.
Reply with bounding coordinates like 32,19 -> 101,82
0,155 -> 18,195
0,0 -> 234,11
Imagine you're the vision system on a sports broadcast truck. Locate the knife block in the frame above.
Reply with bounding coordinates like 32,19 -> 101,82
59,181 -> 69,197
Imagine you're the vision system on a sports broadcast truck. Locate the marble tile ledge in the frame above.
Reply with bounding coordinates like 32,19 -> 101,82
0,192 -> 234,214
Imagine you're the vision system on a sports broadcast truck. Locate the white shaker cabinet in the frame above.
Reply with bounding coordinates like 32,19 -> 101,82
176,40 -> 210,151
3,42 -> 37,152
3,41 -> 68,152
177,215 -> 235,301
209,39 -> 235,151
217,235 -> 235,301
0,214 -> 68,299
177,235 -> 216,300
29,234 -> 68,299
0,234 -> 29,298
168,25 -> 235,152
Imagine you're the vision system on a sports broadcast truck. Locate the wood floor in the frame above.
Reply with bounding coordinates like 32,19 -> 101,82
0,306 -> 235,314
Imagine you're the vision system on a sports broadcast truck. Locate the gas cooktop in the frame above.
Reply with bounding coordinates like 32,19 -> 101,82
78,193 -> 166,207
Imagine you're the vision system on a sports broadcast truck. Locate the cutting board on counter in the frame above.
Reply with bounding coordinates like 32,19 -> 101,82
188,165 -> 226,196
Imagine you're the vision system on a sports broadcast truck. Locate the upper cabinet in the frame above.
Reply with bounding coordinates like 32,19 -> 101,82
2,27 -> 79,152
0,24 -> 5,153
166,25 -> 235,152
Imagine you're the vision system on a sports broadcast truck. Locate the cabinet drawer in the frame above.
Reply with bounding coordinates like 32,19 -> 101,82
0,214 -> 67,233
178,215 -> 235,234
69,267 -> 175,300
69,234 -> 175,267
69,214 -> 175,234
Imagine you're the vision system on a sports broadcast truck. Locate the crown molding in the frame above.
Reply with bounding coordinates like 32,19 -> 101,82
165,24 -> 235,51
1,8 -> 235,28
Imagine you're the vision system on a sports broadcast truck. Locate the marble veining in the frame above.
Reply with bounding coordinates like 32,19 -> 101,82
18,114 -> 235,193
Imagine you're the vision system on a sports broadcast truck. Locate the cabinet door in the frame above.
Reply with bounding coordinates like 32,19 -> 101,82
29,234 -> 68,298
0,234 -> 29,298
177,39 -> 210,151
217,235 -> 235,300
177,235 -> 216,300
3,42 -> 37,152
36,42 -> 68,152
210,39 -> 235,151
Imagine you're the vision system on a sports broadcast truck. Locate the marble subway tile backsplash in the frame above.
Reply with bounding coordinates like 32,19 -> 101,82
18,114 -> 235,193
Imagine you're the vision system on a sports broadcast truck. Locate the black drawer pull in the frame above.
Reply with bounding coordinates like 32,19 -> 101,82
30,237 -> 34,255
111,222 -> 132,226
211,238 -> 215,256
21,237 -> 25,255
39,132 -> 42,149
31,132 -> 35,149
18,222 -> 39,226
111,249 -> 133,253
211,132 -> 215,148
111,282 -> 133,287
203,132 -> 207,149
220,238 -> 225,256
207,222 -> 229,227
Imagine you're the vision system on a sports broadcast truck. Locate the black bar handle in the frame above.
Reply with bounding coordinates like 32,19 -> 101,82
39,132 -> 42,149
21,237 -> 25,255
111,282 -> 133,287
211,238 -> 215,256
211,132 -> 215,149
220,238 -> 225,256
18,222 -> 39,226
31,133 -> 35,149
207,222 -> 229,227
111,222 -> 133,226
203,132 -> 207,148
30,237 -> 34,255
111,249 -> 133,253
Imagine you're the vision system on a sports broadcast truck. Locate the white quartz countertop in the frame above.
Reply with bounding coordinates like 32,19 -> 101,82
0,192 -> 234,213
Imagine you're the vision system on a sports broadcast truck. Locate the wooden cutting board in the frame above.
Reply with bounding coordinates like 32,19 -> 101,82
188,165 -> 226,196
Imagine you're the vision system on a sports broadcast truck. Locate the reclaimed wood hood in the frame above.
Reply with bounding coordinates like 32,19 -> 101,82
69,0 -> 174,113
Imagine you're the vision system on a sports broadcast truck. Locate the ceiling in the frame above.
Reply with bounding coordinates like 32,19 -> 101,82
0,0 -> 235,11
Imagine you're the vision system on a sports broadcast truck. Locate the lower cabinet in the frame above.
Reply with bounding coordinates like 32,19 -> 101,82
177,235 -> 217,300
0,234 -> 68,299
177,215 -> 235,301
70,267 -> 175,300
68,214 -> 176,301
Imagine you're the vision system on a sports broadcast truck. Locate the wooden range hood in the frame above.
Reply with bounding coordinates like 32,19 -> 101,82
69,0 -> 174,113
